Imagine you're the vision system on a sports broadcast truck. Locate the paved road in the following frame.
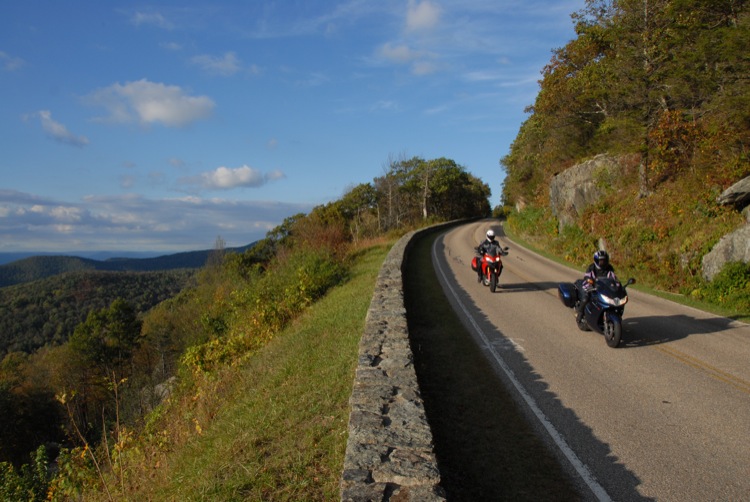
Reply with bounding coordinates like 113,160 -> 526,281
432,220 -> 750,501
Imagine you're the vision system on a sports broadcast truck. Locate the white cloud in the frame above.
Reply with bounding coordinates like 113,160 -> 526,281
161,41 -> 183,51
406,0 -> 441,32
0,51 -> 24,71
191,52 -> 242,76
131,11 -> 174,29
86,79 -> 215,127
181,165 -> 286,191
29,110 -> 89,147
376,42 -> 438,75
378,42 -> 418,64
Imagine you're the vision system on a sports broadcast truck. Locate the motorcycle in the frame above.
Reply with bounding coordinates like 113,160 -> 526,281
557,276 -> 636,347
471,244 -> 509,293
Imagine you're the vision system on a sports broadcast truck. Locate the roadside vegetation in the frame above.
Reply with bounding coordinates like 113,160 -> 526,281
500,0 -> 750,319
0,156 -> 490,500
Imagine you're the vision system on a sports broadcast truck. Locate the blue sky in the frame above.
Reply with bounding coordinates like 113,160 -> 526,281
1,0 -> 584,254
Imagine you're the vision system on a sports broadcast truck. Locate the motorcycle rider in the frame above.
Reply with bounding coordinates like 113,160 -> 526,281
476,229 -> 501,282
576,249 -> 617,322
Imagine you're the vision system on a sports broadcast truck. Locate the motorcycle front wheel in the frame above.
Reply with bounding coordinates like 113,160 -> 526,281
490,271 -> 497,292
602,313 -> 622,348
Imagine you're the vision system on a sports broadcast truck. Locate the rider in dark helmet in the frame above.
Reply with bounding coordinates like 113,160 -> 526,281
576,250 -> 617,322
476,229 -> 499,282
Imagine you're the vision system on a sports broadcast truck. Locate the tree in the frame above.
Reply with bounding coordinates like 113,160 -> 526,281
66,299 -> 142,441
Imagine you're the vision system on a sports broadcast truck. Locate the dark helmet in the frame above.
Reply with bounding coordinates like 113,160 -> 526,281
594,250 -> 609,269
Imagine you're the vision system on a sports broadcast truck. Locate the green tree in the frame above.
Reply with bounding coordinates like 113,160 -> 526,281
66,299 -> 142,441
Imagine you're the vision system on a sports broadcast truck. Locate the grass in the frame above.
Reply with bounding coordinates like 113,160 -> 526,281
404,227 -> 582,501
128,242 -> 391,501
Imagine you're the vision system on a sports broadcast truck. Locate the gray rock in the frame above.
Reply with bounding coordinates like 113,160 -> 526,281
549,154 -> 623,230
717,176 -> 750,210
701,223 -> 750,281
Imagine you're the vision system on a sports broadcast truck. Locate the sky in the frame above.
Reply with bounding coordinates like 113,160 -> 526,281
1,0 -> 585,254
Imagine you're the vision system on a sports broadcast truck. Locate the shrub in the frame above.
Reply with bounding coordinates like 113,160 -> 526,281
0,446 -> 50,502
701,261 -> 750,311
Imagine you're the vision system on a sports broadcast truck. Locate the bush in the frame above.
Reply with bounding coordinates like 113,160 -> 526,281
0,446 -> 50,502
182,247 -> 347,374
701,261 -> 750,311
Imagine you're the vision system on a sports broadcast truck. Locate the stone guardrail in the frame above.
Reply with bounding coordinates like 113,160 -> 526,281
340,226 -> 448,501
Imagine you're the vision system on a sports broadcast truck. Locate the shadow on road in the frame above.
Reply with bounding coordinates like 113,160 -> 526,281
621,314 -> 741,347
406,227 -> 653,502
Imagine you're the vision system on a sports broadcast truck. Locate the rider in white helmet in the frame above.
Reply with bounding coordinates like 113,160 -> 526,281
476,229 -> 498,282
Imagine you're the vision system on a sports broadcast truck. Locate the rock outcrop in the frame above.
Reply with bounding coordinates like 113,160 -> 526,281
702,175 -> 750,281
702,224 -> 750,281
717,175 -> 750,210
549,154 -> 623,231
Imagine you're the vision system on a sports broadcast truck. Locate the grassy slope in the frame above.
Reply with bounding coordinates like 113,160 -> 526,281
131,243 -> 389,501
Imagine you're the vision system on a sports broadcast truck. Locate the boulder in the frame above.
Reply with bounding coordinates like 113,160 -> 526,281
717,176 -> 750,210
549,154 -> 623,230
701,223 -> 750,281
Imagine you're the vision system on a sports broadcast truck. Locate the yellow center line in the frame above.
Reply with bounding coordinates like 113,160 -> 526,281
655,345 -> 750,395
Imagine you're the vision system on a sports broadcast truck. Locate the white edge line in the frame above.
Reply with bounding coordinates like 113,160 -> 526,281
431,236 -> 612,502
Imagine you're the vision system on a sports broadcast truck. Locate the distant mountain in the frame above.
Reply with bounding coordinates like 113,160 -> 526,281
0,244 -> 255,288
0,251 -> 163,265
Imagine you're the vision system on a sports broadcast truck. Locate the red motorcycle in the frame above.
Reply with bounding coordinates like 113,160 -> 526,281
471,244 -> 509,292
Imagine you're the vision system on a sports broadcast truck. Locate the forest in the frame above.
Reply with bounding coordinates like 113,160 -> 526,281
501,0 -> 750,310
0,244 -> 254,288
0,156 -> 490,500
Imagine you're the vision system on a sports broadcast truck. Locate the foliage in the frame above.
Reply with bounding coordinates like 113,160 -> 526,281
502,0 -> 750,204
501,0 -> 750,315
0,446 -> 50,502
0,269 -> 195,355
691,261 -> 750,311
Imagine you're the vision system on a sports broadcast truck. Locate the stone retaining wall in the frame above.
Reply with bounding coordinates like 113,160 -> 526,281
340,227 -> 447,501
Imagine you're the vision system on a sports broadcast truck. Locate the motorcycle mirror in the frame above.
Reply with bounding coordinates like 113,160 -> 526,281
626,278 -> 636,286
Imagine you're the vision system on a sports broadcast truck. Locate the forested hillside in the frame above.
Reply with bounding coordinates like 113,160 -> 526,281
501,0 -> 750,311
0,156 -> 491,500
0,269 -> 196,355
0,244 -> 254,288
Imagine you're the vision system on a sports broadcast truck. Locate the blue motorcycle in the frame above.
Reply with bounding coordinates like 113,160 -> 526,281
558,277 -> 636,348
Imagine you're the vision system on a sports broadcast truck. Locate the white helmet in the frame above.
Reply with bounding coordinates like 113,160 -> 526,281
486,229 -> 495,241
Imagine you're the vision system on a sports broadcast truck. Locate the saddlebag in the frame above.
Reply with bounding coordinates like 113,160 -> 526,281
557,282 -> 577,308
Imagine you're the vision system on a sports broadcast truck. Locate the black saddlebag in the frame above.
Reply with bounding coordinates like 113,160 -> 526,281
557,282 -> 577,308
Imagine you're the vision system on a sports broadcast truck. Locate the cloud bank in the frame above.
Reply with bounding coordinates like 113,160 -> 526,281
86,79 -> 215,127
0,189 -> 311,252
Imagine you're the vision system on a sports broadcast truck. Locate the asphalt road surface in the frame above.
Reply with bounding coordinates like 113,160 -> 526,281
432,220 -> 750,501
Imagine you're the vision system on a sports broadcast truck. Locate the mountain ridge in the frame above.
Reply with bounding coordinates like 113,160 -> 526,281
0,243 -> 255,288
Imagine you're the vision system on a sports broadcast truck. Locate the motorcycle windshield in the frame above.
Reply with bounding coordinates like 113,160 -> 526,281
594,278 -> 625,298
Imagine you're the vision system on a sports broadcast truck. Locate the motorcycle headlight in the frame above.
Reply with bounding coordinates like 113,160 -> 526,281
600,294 -> 628,306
